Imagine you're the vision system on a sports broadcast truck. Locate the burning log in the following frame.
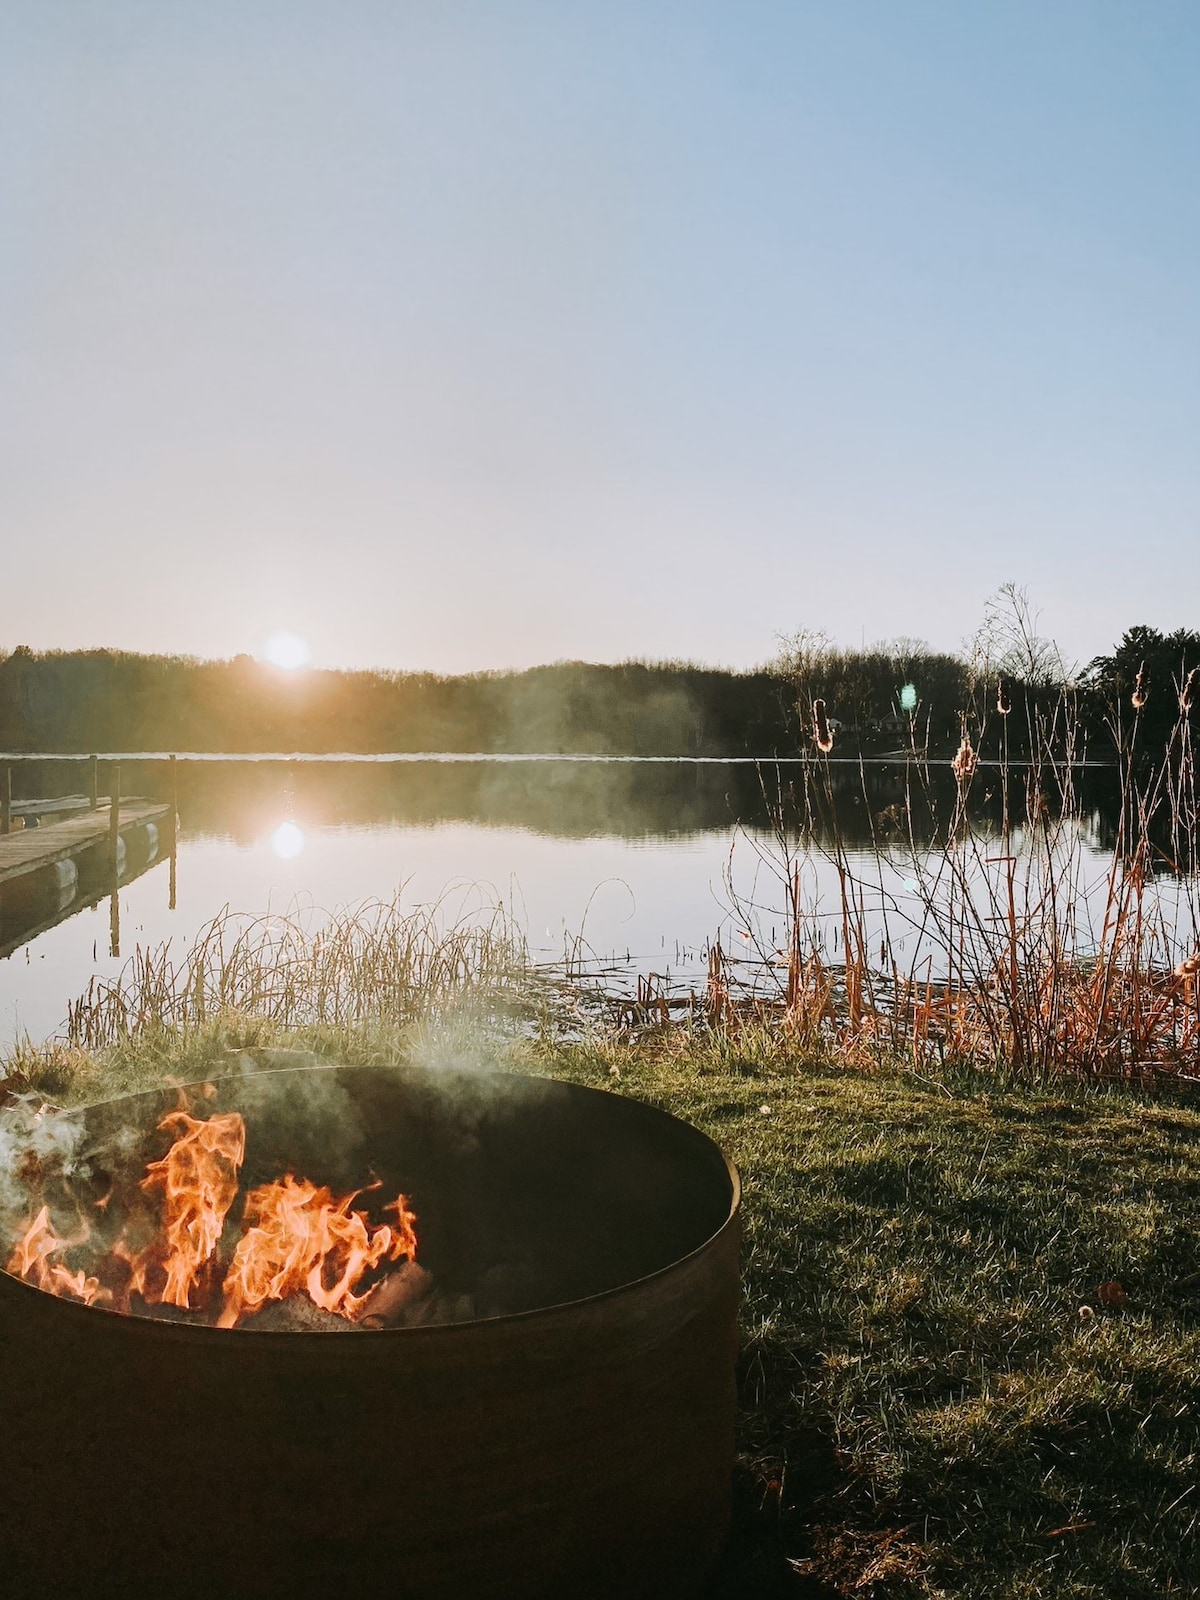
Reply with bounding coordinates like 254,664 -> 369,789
356,1256 -> 434,1327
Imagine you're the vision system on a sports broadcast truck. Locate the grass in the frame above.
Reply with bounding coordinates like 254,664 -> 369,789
8,1012 -> 1200,1599
547,1028 -> 1200,1599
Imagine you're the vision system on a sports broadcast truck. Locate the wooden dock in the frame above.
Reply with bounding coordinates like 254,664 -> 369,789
0,802 -> 170,887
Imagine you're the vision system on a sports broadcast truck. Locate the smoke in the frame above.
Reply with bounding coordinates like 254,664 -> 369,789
401,1009 -> 512,1077
0,1094 -> 89,1251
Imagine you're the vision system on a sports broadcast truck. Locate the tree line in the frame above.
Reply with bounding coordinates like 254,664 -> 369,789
0,648 -> 797,756
0,622 -> 1195,758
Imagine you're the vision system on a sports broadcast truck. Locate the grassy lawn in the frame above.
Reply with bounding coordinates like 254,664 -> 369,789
9,1019 -> 1200,1598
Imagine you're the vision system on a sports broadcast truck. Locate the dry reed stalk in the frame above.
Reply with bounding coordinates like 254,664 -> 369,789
703,682 -> 1200,1083
65,893 -> 530,1050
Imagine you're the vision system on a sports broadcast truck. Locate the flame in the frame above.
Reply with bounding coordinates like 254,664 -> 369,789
136,1110 -> 246,1309
5,1104 -> 419,1329
218,1179 -> 417,1328
7,1205 -> 110,1307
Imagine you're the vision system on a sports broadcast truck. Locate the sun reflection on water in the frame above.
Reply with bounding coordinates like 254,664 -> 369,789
270,822 -> 305,860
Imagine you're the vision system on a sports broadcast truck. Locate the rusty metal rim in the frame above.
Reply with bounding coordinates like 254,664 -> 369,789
2,1066 -> 741,1342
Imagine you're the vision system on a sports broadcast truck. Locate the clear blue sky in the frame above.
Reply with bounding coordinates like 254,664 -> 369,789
2,1 -> 1196,673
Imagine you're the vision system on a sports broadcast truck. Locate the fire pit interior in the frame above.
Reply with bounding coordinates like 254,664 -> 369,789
0,1064 -> 740,1600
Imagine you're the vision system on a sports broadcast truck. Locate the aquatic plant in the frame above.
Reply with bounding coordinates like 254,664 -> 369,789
63,890 -> 531,1050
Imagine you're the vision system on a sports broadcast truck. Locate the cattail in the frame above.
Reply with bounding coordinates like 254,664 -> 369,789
952,732 -> 977,783
812,698 -> 833,753
1132,662 -> 1147,711
996,679 -> 1011,716
1180,667 -> 1198,714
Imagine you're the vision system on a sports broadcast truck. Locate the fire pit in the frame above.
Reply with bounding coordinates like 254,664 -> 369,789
0,1065 -> 740,1599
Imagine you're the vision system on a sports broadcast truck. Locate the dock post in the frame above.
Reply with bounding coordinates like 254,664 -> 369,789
1,766 -> 10,836
108,763 -> 121,875
168,754 -> 178,912
88,755 -> 98,810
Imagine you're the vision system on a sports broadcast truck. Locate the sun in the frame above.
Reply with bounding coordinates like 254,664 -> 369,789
261,632 -> 311,670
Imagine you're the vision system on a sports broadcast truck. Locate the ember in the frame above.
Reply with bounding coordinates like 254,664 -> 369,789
5,1101 -> 418,1329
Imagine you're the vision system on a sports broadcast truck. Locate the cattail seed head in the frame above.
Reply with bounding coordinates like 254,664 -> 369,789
1180,667 -> 1198,714
952,733 -> 978,783
812,697 -> 832,752
1132,662 -> 1148,711
996,679 -> 1011,716
812,698 -> 834,753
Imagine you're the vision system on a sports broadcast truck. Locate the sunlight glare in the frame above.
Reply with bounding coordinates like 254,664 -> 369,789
262,632 -> 311,670
270,822 -> 305,860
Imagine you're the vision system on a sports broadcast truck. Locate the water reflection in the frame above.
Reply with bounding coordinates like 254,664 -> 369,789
270,822 -> 305,860
0,817 -> 168,962
8,755 -> 1132,852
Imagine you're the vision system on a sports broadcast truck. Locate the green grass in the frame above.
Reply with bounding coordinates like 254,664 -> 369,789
7,1015 -> 1200,1598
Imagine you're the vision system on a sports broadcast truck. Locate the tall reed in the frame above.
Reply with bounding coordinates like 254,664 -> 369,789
65,891 -> 530,1050
723,681 -> 1199,1081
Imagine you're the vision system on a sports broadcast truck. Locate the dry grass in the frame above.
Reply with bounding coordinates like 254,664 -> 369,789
61,892 -> 534,1052
711,691 -> 1200,1085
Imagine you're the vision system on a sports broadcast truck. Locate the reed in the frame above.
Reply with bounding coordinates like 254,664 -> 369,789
63,891 -> 533,1051
714,680 -> 1199,1083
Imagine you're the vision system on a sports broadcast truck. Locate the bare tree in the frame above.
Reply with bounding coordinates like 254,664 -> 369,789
968,583 -> 1070,688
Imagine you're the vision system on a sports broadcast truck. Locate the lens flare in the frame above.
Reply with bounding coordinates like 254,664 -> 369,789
262,632 -> 311,670
270,822 -> 304,860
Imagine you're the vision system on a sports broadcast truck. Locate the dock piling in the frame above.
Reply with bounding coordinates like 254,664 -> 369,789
108,764 -> 121,873
169,755 -> 178,912
88,756 -> 98,810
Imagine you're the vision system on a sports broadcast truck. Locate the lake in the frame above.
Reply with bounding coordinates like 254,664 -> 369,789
0,754 -> 1190,1047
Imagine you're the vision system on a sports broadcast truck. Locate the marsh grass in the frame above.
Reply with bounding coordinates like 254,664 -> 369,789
718,685 -> 1199,1084
61,891 -> 536,1053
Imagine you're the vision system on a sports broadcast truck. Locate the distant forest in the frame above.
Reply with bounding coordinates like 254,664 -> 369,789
0,623 -> 1196,757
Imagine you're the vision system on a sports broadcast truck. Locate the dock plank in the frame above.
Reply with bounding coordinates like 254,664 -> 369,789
0,803 -> 170,886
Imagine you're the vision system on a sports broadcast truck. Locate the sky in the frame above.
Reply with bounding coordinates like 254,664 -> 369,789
2,0 -> 1197,675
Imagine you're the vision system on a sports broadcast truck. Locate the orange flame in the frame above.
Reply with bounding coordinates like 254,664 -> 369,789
6,1205 -> 110,1307
218,1180 -> 417,1328
5,1105 -> 419,1329
136,1110 -> 246,1309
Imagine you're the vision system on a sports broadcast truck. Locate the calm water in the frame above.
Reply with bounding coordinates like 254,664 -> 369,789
0,755 -> 1187,1047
